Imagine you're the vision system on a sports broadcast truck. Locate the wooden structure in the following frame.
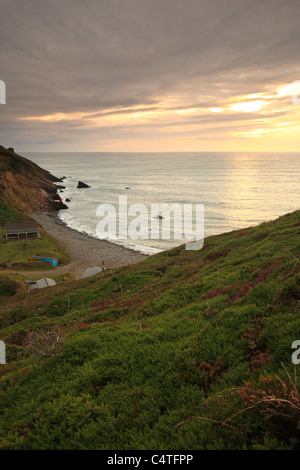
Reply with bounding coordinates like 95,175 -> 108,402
4,222 -> 39,240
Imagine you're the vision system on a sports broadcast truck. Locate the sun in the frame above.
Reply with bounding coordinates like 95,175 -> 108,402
229,100 -> 266,113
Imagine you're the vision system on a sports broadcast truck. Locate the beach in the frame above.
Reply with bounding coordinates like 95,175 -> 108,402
30,211 -> 148,280
26,152 -> 300,254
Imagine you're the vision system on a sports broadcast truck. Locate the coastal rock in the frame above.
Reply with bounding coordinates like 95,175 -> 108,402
0,145 -> 69,213
77,181 -> 90,189
53,197 -> 68,210
66,198 -> 70,202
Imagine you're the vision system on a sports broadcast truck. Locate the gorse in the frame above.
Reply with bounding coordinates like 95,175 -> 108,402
0,210 -> 300,450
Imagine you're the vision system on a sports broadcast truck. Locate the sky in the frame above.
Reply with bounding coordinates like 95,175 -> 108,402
0,0 -> 300,152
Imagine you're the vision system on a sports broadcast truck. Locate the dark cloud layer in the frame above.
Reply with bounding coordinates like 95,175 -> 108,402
0,0 -> 300,150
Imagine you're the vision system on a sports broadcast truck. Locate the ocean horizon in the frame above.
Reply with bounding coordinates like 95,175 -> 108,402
24,151 -> 300,253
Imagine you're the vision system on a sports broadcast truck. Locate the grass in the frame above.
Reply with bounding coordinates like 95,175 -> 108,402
0,278 -> 19,297
0,210 -> 299,450
0,202 -> 71,296
0,227 -> 70,271
0,146 -> 40,175
0,203 -> 20,224
0,271 -> 74,301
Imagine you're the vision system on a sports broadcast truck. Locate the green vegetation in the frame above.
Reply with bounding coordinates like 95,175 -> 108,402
0,278 -> 19,297
0,228 -> 70,271
0,210 -> 300,450
0,203 -> 20,224
0,145 -> 53,183
0,146 -> 34,173
0,195 -> 70,290
0,145 -> 28,172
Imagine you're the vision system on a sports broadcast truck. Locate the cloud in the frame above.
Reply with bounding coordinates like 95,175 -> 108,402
0,0 -> 300,150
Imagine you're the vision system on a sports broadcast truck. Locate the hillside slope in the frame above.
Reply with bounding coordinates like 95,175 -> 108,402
0,210 -> 300,450
0,146 -> 66,218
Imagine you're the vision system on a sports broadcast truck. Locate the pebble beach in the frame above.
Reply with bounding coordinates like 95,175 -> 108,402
30,211 -> 148,280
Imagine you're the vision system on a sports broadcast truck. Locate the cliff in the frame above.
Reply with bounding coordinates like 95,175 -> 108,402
0,146 -> 67,217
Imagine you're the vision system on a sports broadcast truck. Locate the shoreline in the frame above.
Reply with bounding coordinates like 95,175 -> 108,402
30,211 -> 149,280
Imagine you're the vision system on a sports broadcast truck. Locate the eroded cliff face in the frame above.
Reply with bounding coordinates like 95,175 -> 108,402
0,146 -> 67,215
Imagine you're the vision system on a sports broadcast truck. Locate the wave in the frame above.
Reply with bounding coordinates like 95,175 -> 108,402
57,211 -> 162,255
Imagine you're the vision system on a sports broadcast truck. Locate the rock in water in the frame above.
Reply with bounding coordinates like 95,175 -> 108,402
77,181 -> 90,188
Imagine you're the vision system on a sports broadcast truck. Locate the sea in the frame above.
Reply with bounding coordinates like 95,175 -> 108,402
24,152 -> 300,254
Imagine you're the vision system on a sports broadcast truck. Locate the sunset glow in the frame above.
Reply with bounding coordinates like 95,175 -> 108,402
1,1 -> 300,152
17,83 -> 300,152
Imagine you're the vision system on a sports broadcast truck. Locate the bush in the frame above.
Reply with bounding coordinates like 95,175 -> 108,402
0,278 -> 19,297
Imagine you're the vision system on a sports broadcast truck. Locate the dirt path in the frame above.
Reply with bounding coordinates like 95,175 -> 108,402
29,212 -> 148,279
2,212 -> 148,281
2,260 -> 81,279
